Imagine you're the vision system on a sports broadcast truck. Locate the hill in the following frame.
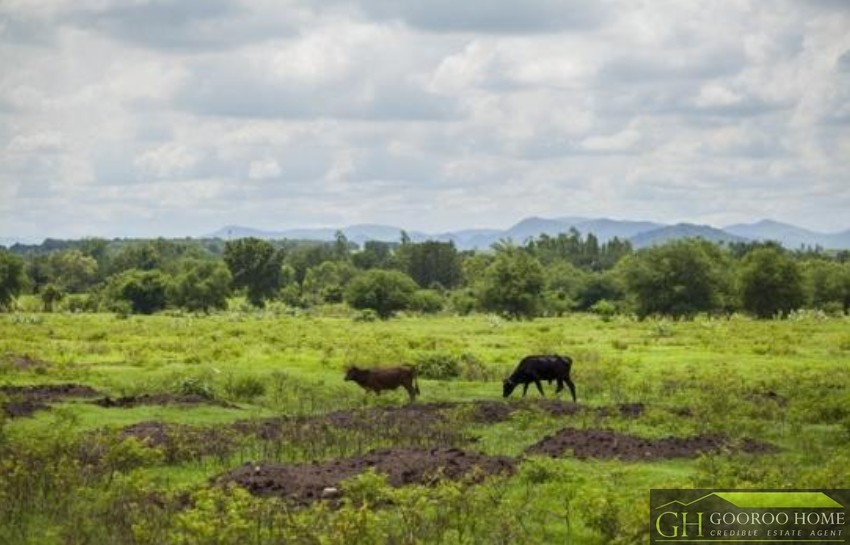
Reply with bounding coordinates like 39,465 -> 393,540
724,219 -> 850,249
203,217 -> 850,251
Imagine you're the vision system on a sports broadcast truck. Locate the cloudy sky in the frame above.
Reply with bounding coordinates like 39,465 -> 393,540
1,0 -> 849,241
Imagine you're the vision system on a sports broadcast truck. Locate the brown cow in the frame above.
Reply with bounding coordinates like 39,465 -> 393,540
344,365 -> 420,402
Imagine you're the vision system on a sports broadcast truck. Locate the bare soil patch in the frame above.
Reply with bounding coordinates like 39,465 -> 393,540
92,393 -> 238,409
1,383 -> 99,418
526,427 -> 777,461
109,421 -> 239,463
217,447 -> 515,505
2,354 -> 51,372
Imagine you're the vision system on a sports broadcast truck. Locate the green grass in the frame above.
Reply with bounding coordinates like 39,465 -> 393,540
1,310 -> 849,544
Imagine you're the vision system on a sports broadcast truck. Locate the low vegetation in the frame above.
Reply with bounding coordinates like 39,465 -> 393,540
1,310 -> 848,544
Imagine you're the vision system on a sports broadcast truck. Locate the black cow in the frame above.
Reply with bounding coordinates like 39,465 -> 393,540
344,365 -> 420,402
502,355 -> 576,401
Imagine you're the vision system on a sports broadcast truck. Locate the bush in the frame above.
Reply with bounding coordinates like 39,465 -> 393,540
415,352 -> 461,380
449,290 -> 478,315
63,293 -> 98,313
409,289 -> 445,314
223,374 -> 267,401
591,299 -> 617,321
104,269 -> 171,314
175,376 -> 215,399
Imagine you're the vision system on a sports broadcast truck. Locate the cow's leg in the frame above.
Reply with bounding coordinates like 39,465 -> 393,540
534,379 -> 545,396
403,381 -> 416,403
555,378 -> 564,394
522,382 -> 530,397
565,377 -> 577,402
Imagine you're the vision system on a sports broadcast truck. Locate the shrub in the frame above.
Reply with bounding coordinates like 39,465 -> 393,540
409,289 -> 445,314
591,299 -> 617,321
415,352 -> 461,380
175,376 -> 215,399
223,374 -> 267,401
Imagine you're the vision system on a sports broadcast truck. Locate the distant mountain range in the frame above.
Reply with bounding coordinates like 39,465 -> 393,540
206,218 -> 850,250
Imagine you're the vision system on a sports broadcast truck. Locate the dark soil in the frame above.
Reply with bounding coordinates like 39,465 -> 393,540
217,447 -> 515,505
92,393 -> 238,409
746,390 -> 788,407
2,354 -> 51,372
110,421 -> 239,463
525,427 -> 777,461
1,383 -> 100,417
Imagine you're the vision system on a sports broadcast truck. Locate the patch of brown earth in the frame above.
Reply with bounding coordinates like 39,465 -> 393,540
525,427 -> 777,461
233,402 -> 470,445
746,390 -> 788,407
92,393 -> 238,409
112,421 -> 238,463
0,383 -> 100,417
217,447 -> 515,505
2,354 -> 50,372
231,400 -> 647,450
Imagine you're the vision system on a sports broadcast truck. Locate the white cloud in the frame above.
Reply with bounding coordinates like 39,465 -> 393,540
581,129 -> 641,153
6,130 -> 64,153
2,0 -> 849,239
134,143 -> 201,179
248,158 -> 281,179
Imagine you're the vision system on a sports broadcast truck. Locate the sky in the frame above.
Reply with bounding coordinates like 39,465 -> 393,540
1,0 -> 849,242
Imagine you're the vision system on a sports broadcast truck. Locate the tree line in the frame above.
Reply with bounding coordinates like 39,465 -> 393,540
1,230 -> 849,319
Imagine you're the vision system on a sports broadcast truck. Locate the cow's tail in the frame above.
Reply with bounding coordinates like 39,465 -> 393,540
559,354 -> 573,373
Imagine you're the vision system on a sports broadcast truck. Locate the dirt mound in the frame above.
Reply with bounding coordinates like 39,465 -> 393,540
218,447 -> 515,505
113,421 -> 238,463
93,393 -> 238,409
233,402 -> 468,447
526,427 -> 776,461
1,383 -> 99,418
2,354 -> 50,372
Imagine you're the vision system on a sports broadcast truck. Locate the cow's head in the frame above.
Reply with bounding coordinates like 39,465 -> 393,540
502,378 -> 517,398
344,366 -> 361,381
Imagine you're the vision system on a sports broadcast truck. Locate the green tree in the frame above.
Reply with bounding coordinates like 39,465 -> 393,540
402,240 -> 462,289
40,283 -> 65,312
106,269 -> 170,314
352,240 -> 394,270
575,271 -> 625,311
284,243 -> 336,285
49,249 -> 99,292
802,259 -> 850,314
344,269 -> 417,319
109,242 -> 163,274
0,250 -> 27,310
542,261 -> 587,316
460,253 -> 494,287
478,245 -> 545,319
618,239 -> 732,318
409,289 -> 445,314
333,230 -> 352,261
223,238 -> 283,307
170,260 -> 232,312
303,260 -> 358,303
739,247 -> 805,318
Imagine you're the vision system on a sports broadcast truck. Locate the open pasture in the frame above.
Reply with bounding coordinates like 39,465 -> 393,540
1,310 -> 849,544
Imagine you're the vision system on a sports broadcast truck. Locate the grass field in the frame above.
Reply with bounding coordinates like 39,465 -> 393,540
1,309 -> 849,544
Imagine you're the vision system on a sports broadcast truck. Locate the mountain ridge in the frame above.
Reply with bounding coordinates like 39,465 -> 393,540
205,217 -> 850,250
